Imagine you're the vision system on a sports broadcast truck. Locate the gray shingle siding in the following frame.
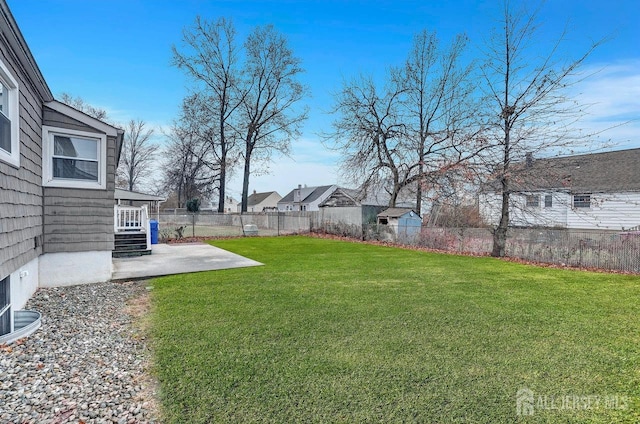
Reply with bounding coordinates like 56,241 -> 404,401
43,107 -> 102,134
0,27 -> 44,279
41,111 -> 117,253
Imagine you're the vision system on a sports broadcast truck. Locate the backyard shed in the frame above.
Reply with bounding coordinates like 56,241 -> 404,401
377,208 -> 422,240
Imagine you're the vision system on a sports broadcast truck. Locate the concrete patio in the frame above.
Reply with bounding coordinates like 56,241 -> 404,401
111,243 -> 262,281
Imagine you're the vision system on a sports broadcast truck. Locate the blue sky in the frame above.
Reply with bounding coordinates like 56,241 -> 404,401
8,0 -> 640,199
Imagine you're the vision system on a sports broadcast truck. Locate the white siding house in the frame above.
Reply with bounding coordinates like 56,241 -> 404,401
278,185 -> 337,212
238,191 -> 282,212
480,149 -> 640,231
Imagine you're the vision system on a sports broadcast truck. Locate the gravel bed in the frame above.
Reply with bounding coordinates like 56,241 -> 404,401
0,281 -> 158,423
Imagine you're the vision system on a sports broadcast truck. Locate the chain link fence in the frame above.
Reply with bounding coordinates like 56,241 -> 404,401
157,211 -> 314,239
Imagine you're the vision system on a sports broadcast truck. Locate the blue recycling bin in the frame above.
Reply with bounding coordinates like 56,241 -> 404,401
150,220 -> 159,244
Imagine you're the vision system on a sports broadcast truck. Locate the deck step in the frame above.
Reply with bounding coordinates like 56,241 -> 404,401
113,232 -> 149,257
112,249 -> 152,258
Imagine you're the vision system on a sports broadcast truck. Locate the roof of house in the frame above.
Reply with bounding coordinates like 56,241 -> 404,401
279,185 -> 335,204
319,187 -> 396,207
378,208 -> 420,218
319,187 -> 359,207
115,189 -> 165,202
486,148 -> 640,193
306,185 -> 335,203
246,191 -> 279,207
359,182 -> 417,208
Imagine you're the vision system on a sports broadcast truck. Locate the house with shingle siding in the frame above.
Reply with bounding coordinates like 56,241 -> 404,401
317,187 -> 387,228
479,148 -> 640,230
0,0 -> 123,339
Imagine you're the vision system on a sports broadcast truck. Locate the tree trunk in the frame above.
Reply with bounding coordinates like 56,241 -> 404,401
241,143 -> 252,213
491,190 -> 510,257
217,106 -> 227,214
416,150 -> 424,213
389,191 -> 398,208
217,154 -> 227,213
128,161 -> 135,192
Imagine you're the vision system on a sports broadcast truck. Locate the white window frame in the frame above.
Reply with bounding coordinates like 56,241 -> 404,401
42,126 -> 107,189
0,59 -> 20,168
573,194 -> 591,209
525,194 -> 539,207
0,276 -> 10,336
544,194 -> 553,208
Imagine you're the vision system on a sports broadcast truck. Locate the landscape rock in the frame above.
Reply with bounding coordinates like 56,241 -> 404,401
0,281 -> 158,423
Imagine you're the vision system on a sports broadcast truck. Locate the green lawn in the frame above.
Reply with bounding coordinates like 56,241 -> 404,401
149,236 -> 640,423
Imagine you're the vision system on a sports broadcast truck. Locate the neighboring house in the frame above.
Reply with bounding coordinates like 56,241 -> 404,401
479,149 -> 640,231
278,184 -> 337,212
216,195 -> 239,213
318,187 -> 387,227
353,182 -> 418,211
199,195 -> 239,213
377,208 -> 423,239
238,190 -> 282,213
0,0 -> 124,340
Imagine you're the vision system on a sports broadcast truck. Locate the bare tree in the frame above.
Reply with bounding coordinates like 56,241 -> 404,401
402,30 -> 478,212
172,17 -> 243,212
161,122 -> 217,208
480,1 -> 602,257
238,25 -> 308,212
329,73 -> 407,207
116,119 -> 157,192
329,30 -> 481,209
59,93 -> 110,122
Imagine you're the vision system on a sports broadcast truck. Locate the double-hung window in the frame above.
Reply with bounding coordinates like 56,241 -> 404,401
573,194 -> 591,208
0,277 -> 10,337
526,194 -> 539,207
0,60 -> 20,167
42,126 -> 107,189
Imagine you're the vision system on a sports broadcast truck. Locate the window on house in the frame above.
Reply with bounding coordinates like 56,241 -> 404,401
52,135 -> 99,180
0,60 -> 20,167
42,126 -> 107,189
526,194 -> 539,207
545,195 -> 553,208
0,277 -> 10,336
0,82 -> 10,151
573,194 -> 591,208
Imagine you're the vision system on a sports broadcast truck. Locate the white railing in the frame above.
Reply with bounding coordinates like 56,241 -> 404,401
114,204 -> 152,249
